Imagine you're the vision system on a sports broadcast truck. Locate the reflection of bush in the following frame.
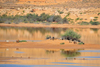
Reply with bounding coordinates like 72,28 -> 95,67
60,42 -> 65,45
0,27 -> 68,36
90,28 -> 99,33
61,50 -> 80,57
46,50 -> 55,54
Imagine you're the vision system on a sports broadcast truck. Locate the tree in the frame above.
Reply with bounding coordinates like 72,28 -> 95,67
62,30 -> 81,40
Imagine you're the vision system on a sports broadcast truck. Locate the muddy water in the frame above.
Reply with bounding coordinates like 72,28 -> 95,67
0,27 -> 100,45
0,48 -> 100,67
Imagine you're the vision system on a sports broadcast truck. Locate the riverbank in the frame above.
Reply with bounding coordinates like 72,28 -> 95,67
0,23 -> 100,28
0,40 -> 100,49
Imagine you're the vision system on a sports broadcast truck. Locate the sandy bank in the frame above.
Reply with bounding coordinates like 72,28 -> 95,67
0,23 -> 100,28
0,40 -> 100,49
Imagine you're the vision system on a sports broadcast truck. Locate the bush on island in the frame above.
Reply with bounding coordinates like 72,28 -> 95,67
62,30 -> 81,40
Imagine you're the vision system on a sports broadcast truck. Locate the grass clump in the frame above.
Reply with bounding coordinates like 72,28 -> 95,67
19,40 -> 27,42
98,13 -> 100,15
60,42 -> 65,45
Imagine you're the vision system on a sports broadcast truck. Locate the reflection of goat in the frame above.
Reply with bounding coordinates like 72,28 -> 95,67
52,37 -> 54,40
74,58 -> 76,60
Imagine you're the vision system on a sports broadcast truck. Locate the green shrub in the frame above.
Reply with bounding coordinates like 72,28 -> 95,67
62,30 -> 81,40
94,17 -> 98,19
58,10 -> 64,14
80,13 -> 82,14
90,21 -> 100,25
24,19 -> 28,23
98,13 -> 100,15
2,14 -> 7,17
38,13 -> 50,21
23,10 -> 25,13
59,12 -> 64,14
78,42 -> 84,45
19,40 -> 27,42
60,42 -> 65,45
0,13 -> 69,24
80,18 -> 83,20
75,18 -> 80,22
47,15 -> 54,22
78,22 -> 89,25
67,18 -> 73,22
65,12 -> 70,17
62,17 -> 69,24
53,15 -> 62,22
93,19 -> 98,21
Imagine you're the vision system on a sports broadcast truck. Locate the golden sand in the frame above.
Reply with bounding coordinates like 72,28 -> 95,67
0,40 -> 100,49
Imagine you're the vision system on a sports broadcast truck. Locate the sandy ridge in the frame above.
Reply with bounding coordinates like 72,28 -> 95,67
0,23 -> 100,28
0,40 -> 100,49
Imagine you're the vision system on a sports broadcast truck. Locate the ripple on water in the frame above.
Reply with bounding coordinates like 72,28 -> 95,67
14,51 -> 24,54
0,64 -> 98,67
51,62 -> 79,64
0,52 -> 3,53
78,50 -> 100,52
76,55 -> 100,59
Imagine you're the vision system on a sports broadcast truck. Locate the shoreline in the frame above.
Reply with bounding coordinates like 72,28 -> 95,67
0,40 -> 100,49
0,23 -> 100,28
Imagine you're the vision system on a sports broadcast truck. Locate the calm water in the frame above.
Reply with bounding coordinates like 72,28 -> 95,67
0,48 -> 100,67
0,27 -> 100,45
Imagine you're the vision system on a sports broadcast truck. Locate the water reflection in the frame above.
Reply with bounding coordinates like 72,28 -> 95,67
0,48 -> 100,66
60,49 -> 81,57
90,28 -> 99,33
0,27 -> 100,45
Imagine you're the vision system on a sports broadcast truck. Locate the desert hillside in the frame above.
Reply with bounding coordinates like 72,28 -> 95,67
0,0 -> 100,8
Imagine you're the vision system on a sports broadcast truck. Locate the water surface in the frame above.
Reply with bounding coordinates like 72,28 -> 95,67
0,27 -> 100,45
0,48 -> 100,66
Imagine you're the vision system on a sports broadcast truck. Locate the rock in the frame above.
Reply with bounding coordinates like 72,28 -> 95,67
6,40 -> 9,42
6,48 -> 9,51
